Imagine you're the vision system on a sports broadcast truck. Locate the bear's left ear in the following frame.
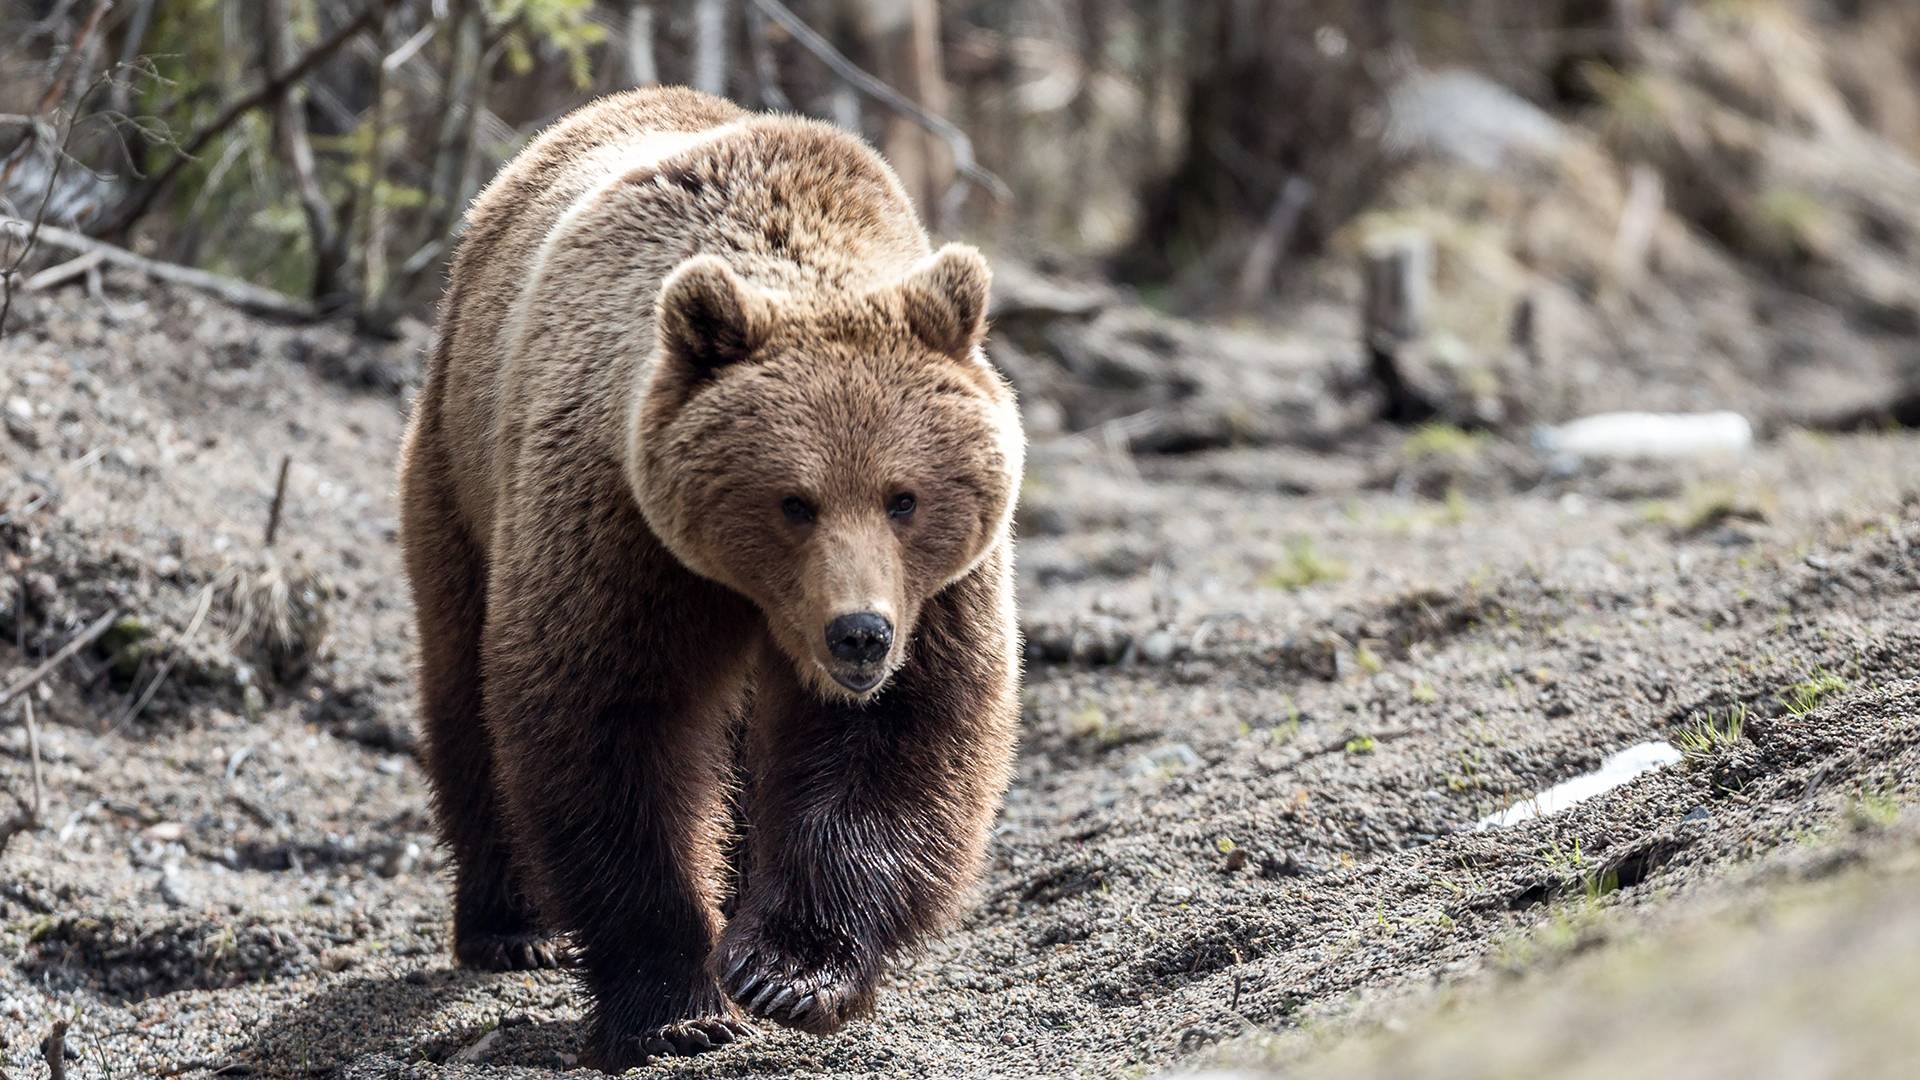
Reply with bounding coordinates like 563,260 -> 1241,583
655,255 -> 773,374
899,243 -> 991,359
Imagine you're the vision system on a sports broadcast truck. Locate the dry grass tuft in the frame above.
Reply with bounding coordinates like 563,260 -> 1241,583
216,554 -> 334,685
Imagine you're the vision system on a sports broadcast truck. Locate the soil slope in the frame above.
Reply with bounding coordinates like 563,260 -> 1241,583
1,274 -> 1917,1077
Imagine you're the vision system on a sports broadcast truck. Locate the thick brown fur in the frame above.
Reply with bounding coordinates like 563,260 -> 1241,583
396,87 -> 1023,1071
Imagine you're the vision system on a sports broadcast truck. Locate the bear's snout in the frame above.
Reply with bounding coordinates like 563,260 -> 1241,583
826,612 -> 893,690
826,612 -> 893,665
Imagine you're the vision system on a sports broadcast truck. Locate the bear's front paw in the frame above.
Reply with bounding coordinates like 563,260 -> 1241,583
456,931 -> 568,972
717,936 -> 873,1035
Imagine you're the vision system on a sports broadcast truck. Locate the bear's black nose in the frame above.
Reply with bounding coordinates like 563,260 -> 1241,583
826,613 -> 893,665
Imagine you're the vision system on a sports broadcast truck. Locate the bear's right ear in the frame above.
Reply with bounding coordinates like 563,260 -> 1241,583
655,255 -> 772,374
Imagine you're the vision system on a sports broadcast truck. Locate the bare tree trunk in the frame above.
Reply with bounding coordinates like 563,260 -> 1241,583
1121,0 -> 1393,285
34,0 -> 112,115
263,0 -> 353,307
745,1 -> 790,109
895,0 -> 953,222
357,7 -> 395,330
830,83 -> 860,130
109,0 -> 157,116
400,0 -> 499,298
1362,230 -> 1441,423
692,0 -> 731,96
426,0 -> 485,242
835,0 -> 952,226
624,1 -> 658,87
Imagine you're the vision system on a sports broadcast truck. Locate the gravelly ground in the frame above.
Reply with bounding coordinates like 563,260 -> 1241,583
1,275 -> 1916,1078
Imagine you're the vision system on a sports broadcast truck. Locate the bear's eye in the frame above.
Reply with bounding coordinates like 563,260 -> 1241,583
781,496 -> 816,525
887,492 -> 917,520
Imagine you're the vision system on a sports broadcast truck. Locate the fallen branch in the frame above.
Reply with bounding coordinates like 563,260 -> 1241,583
746,0 -> 1008,223
22,248 -> 104,290
0,216 -> 319,319
103,0 -> 401,234
0,607 -> 123,711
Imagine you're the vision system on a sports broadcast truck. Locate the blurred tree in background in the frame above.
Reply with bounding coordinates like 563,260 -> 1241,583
3,0 -> 1920,335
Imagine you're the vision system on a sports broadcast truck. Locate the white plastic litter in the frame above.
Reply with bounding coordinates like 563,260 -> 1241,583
1477,741 -> 1683,829
1536,411 -> 1753,461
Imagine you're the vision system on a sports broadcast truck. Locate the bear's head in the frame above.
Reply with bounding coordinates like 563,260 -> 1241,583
628,244 -> 1022,701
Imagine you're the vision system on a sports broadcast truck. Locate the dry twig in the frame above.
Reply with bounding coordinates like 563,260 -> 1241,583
0,58 -> 112,341
0,699 -> 46,856
0,607 -> 123,711
265,455 -> 293,547
113,583 -> 215,731
41,1019 -> 69,1080
23,698 -> 44,822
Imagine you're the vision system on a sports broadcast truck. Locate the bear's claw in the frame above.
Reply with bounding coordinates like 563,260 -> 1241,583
636,1017 -> 751,1062
719,946 -> 865,1034
456,932 -> 566,972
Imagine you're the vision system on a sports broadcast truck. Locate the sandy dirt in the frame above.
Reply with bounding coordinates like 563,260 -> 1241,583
1203,815 -> 1920,1079
1,272 -> 1917,1078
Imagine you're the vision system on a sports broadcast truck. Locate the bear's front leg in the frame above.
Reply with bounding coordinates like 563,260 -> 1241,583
484,526 -> 757,1070
719,548 -> 1019,1033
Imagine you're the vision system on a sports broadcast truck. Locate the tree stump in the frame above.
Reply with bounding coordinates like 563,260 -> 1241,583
1361,229 -> 1440,423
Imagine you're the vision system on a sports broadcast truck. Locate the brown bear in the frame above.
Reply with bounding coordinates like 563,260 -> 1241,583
395,86 -> 1023,1070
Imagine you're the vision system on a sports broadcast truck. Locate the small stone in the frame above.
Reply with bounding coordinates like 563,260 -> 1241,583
4,397 -> 40,448
144,821 -> 188,842
377,841 -> 422,879
157,869 -> 197,909
1130,742 -> 1202,778
1069,615 -> 1132,666
1138,630 -> 1177,665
